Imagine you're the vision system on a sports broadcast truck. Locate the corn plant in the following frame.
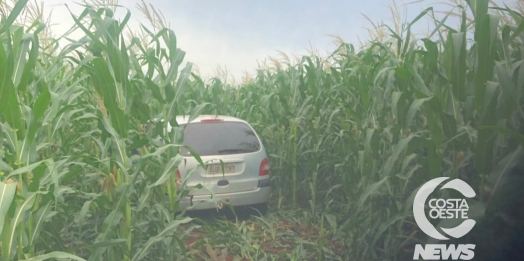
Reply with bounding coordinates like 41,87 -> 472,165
0,1 -> 207,260
176,0 -> 524,259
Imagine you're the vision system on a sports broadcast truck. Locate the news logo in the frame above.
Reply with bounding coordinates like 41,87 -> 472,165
412,177 -> 476,260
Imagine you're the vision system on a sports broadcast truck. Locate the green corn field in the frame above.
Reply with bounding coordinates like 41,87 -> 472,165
0,0 -> 523,260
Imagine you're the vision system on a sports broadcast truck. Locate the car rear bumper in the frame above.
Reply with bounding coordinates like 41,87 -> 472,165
178,187 -> 270,211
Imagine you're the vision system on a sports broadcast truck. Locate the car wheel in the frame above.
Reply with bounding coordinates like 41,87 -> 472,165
251,203 -> 268,216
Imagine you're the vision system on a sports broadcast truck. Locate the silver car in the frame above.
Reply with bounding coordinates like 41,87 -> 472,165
171,115 -> 270,213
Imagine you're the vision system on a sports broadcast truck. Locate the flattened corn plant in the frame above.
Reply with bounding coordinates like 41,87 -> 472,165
0,0 -> 523,260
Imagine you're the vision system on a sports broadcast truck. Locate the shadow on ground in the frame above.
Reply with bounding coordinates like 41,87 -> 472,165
185,205 -> 264,222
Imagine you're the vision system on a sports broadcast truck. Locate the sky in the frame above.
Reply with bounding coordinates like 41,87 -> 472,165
40,0 -> 517,82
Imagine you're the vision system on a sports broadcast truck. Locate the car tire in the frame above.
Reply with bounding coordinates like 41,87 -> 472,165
251,203 -> 268,216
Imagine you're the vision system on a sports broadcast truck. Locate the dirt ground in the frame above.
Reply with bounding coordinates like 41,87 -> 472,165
177,207 -> 346,261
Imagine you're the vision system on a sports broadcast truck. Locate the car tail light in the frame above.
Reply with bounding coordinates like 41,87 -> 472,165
259,158 -> 270,176
200,118 -> 223,122
176,169 -> 181,180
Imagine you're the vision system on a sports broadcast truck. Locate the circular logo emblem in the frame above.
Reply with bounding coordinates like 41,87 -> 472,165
413,177 -> 476,240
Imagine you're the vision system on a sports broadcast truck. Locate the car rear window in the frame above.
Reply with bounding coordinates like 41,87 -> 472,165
179,121 -> 261,156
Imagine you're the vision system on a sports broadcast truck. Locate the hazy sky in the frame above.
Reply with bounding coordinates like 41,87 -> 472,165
42,0 -> 516,81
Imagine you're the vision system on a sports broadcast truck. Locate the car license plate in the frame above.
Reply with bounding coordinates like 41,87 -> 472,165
207,164 -> 235,175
